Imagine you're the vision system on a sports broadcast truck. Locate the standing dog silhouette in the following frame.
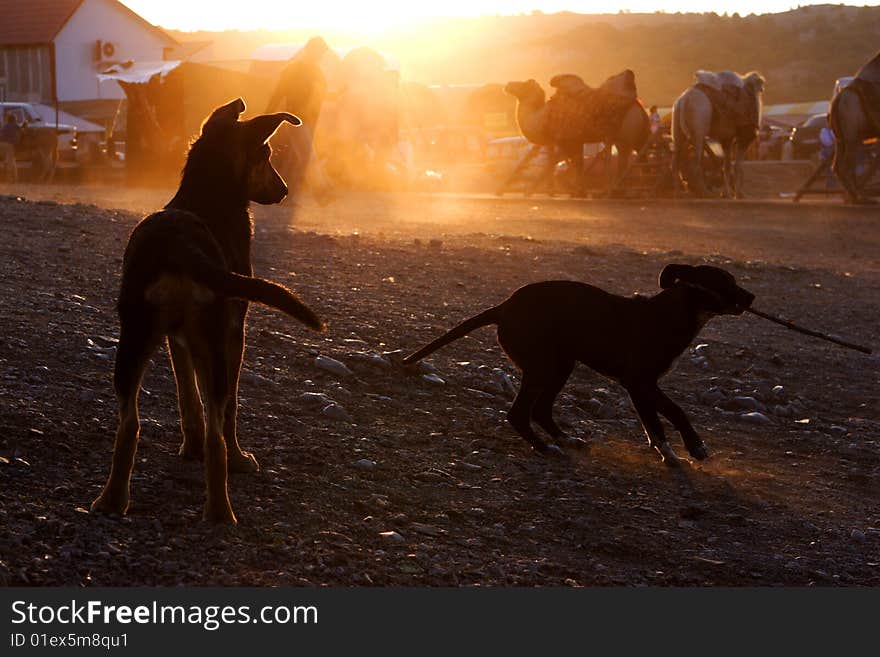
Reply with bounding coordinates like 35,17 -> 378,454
91,99 -> 324,524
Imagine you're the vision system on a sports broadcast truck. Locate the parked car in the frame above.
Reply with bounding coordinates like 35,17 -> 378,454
0,102 -> 78,167
758,121 -> 790,160
787,113 -> 828,161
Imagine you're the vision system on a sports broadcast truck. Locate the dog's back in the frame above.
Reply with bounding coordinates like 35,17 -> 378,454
496,280 -> 695,381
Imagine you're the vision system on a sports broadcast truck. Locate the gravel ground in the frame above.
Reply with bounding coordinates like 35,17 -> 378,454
0,185 -> 878,586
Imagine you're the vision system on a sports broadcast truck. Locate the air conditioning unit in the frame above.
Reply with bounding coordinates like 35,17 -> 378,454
94,40 -> 118,62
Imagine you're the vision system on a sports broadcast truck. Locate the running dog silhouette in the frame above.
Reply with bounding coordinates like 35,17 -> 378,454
91,98 -> 324,524
404,265 -> 754,465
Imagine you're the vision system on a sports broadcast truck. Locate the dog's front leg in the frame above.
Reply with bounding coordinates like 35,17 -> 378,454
654,389 -> 709,460
223,320 -> 260,473
625,384 -> 682,466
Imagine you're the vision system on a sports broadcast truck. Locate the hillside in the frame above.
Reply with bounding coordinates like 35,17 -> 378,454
168,5 -> 880,104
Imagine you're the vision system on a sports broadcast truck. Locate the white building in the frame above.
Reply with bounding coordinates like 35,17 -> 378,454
0,0 -> 177,122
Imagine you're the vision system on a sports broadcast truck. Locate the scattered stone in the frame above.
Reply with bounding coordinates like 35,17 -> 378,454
492,368 -> 517,397
413,360 -> 438,375
741,412 -> 771,424
300,392 -> 335,407
410,523 -> 446,537
774,405 -> 793,418
422,374 -> 445,386
731,396 -> 764,412
322,403 -> 353,423
353,353 -> 392,370
772,385 -> 785,396
379,531 -> 406,543
315,355 -> 353,378
466,388 -> 495,400
240,371 -> 277,386
851,529 -> 867,542
700,388 -> 725,406
353,459 -> 377,470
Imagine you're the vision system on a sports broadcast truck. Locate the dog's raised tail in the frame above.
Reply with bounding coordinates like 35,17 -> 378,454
403,306 -> 500,364
219,272 -> 325,331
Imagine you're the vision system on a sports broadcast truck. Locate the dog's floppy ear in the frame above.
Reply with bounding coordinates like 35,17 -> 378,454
659,263 -> 694,289
202,98 -> 247,133
245,112 -> 302,144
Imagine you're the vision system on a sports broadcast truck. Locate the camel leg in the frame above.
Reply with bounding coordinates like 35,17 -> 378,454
527,146 -> 556,196
834,138 -> 859,203
610,145 -> 633,197
719,140 -> 734,199
834,138 -> 870,204
497,144 -> 541,196
569,143 -> 586,198
690,137 -> 707,197
732,139 -> 751,199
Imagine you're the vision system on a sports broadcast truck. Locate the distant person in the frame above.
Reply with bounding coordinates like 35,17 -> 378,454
819,120 -> 836,188
649,105 -> 661,134
0,113 -> 22,183
266,36 -> 334,204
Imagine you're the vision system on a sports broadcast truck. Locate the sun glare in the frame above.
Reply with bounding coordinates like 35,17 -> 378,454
119,0 -> 851,33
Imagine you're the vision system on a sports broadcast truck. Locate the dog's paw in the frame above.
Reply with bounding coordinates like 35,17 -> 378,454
655,443 -> 683,467
228,450 -> 260,473
178,443 -> 204,462
203,502 -> 238,525
90,490 -> 129,516
688,441 -> 710,461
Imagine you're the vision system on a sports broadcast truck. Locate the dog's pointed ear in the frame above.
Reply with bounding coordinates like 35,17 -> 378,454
659,264 -> 694,289
202,98 -> 247,133
245,112 -> 302,144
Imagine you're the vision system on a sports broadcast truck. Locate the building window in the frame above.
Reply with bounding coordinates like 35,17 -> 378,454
0,46 -> 51,102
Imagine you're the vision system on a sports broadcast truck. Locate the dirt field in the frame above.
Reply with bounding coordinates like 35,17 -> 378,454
0,182 -> 878,586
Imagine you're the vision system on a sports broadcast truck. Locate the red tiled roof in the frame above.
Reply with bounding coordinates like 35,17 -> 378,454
0,0 -> 83,45
0,0 -> 177,47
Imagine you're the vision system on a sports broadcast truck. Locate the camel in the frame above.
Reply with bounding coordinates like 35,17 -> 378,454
829,50 -> 880,204
502,70 -> 649,195
672,70 -> 765,198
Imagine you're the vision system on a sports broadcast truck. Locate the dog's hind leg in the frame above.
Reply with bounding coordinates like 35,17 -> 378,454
507,370 -> 558,455
531,360 -> 584,447
625,384 -> 682,466
188,331 -> 236,524
654,389 -> 709,460
168,337 -> 206,462
91,323 -> 160,515
223,319 -> 259,473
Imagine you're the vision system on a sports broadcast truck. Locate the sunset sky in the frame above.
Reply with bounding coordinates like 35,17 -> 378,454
121,1 -> 880,33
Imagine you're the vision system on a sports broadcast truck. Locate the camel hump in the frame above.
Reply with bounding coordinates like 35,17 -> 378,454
600,69 -> 638,99
550,74 -> 590,97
